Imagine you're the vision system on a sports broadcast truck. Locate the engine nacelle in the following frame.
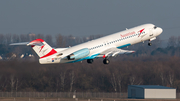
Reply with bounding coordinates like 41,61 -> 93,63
67,48 -> 90,60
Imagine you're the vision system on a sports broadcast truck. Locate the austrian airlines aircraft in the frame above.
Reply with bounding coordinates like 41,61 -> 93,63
10,24 -> 163,64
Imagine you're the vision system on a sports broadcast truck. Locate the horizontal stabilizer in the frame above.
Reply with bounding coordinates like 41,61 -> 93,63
10,39 -> 57,59
9,42 -> 29,46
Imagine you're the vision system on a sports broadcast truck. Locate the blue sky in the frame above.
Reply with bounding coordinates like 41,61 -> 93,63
0,0 -> 180,40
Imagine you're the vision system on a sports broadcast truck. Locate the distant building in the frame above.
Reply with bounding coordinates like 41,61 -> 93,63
29,33 -> 36,40
29,33 -> 36,37
128,85 -> 176,99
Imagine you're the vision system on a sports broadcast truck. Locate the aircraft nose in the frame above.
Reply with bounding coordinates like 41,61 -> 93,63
156,27 -> 163,36
158,27 -> 163,34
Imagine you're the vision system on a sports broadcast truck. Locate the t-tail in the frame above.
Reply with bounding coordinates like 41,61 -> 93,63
10,39 -> 58,64
27,39 -> 57,59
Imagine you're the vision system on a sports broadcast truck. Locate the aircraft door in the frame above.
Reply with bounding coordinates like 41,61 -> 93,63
140,28 -> 153,41
103,41 -> 109,47
149,28 -> 154,38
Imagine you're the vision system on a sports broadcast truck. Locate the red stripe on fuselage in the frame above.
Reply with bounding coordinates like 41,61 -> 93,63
40,49 -> 57,59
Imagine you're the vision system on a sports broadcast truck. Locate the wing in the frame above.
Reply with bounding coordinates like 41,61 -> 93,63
98,47 -> 135,58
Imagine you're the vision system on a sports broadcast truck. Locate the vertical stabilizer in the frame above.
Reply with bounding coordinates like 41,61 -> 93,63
27,39 -> 57,58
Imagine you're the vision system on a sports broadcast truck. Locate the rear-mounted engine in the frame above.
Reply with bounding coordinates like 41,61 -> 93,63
67,48 -> 90,60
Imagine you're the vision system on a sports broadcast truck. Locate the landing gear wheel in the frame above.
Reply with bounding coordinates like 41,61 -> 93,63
148,43 -> 152,46
103,59 -> 110,64
87,59 -> 93,64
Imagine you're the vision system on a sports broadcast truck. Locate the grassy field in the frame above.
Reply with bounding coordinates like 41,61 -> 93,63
0,98 -> 178,101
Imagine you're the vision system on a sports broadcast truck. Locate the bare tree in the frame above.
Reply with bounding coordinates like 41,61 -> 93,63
160,72 -> 165,86
129,75 -> 142,85
5,33 -> 12,45
10,75 -> 16,92
20,34 -> 28,42
69,71 -> 75,92
15,78 -> 19,92
56,34 -> 66,47
45,35 -> 54,46
36,34 -> 44,39
55,77 -> 59,92
137,79 -> 142,85
1,77 -> 8,91
60,72 -> 66,91
12,34 -> 20,43
117,74 -> 122,93
110,73 -> 117,92
0,75 -> 2,91
129,75 -> 136,85
168,71 -> 174,87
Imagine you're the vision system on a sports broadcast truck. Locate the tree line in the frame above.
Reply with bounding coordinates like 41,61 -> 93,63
0,56 -> 180,92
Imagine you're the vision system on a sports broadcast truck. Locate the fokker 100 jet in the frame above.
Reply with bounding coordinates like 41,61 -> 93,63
10,24 -> 163,64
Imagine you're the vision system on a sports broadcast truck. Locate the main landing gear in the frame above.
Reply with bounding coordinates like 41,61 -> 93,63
87,59 -> 93,64
87,59 -> 110,64
103,59 -> 110,64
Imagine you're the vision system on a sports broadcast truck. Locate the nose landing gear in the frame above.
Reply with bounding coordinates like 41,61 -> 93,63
148,42 -> 152,46
148,37 -> 156,46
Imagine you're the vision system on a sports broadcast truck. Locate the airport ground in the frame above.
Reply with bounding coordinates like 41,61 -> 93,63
0,98 -> 178,101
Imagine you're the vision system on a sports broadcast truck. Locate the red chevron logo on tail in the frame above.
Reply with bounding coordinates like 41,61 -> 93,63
39,45 -> 45,52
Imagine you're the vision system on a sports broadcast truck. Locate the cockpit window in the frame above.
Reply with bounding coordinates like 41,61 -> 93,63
154,26 -> 157,29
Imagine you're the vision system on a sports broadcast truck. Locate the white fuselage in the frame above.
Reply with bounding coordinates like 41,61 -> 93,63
39,24 -> 163,64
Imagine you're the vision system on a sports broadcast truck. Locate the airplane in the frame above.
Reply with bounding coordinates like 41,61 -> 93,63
10,24 -> 163,64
